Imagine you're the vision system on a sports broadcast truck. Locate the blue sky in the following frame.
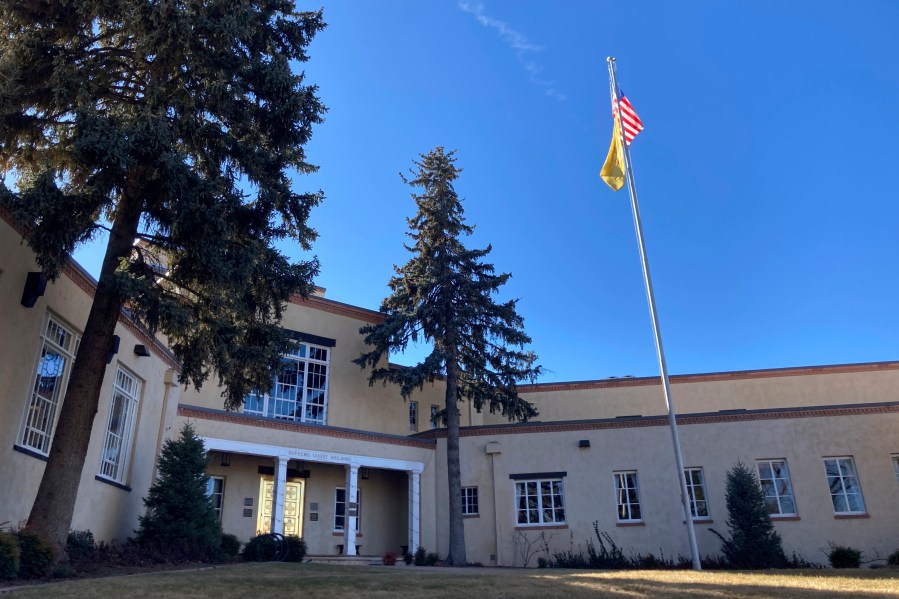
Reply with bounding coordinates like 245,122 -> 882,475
74,1 -> 899,383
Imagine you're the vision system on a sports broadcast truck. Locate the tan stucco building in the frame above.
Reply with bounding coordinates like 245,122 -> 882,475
2,208 -> 898,566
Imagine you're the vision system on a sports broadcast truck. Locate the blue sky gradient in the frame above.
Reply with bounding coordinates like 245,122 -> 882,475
74,1 -> 899,383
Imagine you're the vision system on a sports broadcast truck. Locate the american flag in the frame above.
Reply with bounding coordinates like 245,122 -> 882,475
611,86 -> 643,145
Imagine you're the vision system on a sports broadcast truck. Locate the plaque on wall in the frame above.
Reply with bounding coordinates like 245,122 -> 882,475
310,513 -> 319,522
243,508 -> 253,518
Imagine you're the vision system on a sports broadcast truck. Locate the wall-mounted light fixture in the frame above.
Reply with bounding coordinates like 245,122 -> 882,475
134,344 -> 151,357
221,452 -> 231,467
20,272 -> 47,308
578,439 -> 591,449
361,467 -> 370,480
105,335 -> 120,364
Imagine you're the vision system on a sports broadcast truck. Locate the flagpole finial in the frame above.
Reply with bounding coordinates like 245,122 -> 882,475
607,56 -> 615,62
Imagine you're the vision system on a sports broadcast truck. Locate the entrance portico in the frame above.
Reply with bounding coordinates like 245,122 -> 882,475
203,437 -> 424,555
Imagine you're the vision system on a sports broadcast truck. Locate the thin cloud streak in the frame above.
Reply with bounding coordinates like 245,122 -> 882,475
459,1 -> 566,102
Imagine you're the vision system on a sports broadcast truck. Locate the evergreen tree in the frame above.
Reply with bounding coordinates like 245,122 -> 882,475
356,148 -> 541,565
137,423 -> 221,560
715,462 -> 787,569
0,1 -> 325,550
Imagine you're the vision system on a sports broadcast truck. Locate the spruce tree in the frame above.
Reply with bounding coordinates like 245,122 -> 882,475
0,1 -> 325,550
716,462 -> 787,569
356,147 -> 541,565
137,423 -> 221,561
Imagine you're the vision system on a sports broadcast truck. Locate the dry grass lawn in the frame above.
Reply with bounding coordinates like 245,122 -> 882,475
4,562 -> 899,598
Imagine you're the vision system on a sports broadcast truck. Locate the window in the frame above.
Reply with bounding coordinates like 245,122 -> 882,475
409,401 -> 418,432
19,315 -> 78,455
430,405 -> 440,429
823,457 -> 866,514
98,367 -> 142,483
683,468 -> 710,519
515,479 -> 565,525
462,487 -> 479,515
206,476 -> 225,521
892,455 -> 899,482
756,460 -> 796,516
614,471 -> 642,521
334,487 -> 360,532
243,342 -> 330,425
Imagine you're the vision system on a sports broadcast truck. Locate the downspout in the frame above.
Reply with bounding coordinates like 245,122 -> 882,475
486,441 -> 502,566
152,368 -> 178,480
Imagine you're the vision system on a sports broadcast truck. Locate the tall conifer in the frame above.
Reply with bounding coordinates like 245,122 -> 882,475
0,1 -> 325,550
356,147 -> 541,565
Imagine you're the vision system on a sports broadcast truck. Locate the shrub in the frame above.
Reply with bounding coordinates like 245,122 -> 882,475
888,549 -> 899,566
136,423 -> 222,562
0,533 -> 20,580
383,551 -> 397,566
242,534 -> 290,562
283,536 -> 306,562
425,552 -> 440,566
413,546 -> 427,566
828,544 -> 862,569
66,530 -> 96,563
403,551 -> 413,565
711,462 -> 787,569
220,533 -> 241,558
537,557 -> 548,569
15,530 -> 55,579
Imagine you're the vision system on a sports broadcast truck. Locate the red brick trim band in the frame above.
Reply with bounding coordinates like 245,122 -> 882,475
289,294 -> 383,324
518,360 -> 899,393
415,403 -> 899,439
178,405 -> 436,449
833,514 -> 870,520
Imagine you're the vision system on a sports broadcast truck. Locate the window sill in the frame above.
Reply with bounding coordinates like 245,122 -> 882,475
95,475 -> 132,492
770,515 -> 801,521
333,532 -> 363,537
683,519 -> 713,524
514,524 -> 568,531
463,514 -> 480,519
13,444 -> 49,462
834,513 -> 869,520
616,521 -> 645,527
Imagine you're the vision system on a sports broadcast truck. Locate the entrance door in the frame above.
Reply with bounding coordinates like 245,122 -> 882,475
257,478 -> 304,537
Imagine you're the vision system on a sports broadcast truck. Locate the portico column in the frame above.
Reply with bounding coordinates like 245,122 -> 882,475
408,470 -> 421,554
345,464 -> 359,555
272,455 -> 288,535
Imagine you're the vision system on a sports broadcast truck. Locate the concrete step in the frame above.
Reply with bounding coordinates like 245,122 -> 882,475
305,555 -> 382,566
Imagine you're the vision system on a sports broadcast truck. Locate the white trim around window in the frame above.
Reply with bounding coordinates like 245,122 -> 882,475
756,459 -> 797,517
242,342 -> 331,425
823,457 -> 866,515
514,478 -> 566,526
892,455 -> 899,483
207,476 -> 225,521
18,313 -> 79,456
97,365 -> 142,484
614,471 -> 642,522
462,486 -> 479,516
683,467 -> 710,520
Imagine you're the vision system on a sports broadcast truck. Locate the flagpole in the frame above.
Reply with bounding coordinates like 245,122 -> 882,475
607,56 -> 702,572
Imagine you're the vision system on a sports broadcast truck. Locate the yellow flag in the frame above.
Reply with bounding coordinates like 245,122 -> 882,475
600,120 -> 626,191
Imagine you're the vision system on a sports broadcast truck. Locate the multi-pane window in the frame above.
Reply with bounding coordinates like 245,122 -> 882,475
334,488 -> 360,532
409,401 -> 418,432
19,315 -> 78,454
243,342 -> 330,425
462,487 -> 479,515
823,457 -> 866,514
515,479 -> 565,525
430,405 -> 440,429
756,460 -> 796,516
892,455 -> 899,482
614,471 -> 642,521
98,367 -> 142,483
206,476 -> 225,521
683,468 -> 710,519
